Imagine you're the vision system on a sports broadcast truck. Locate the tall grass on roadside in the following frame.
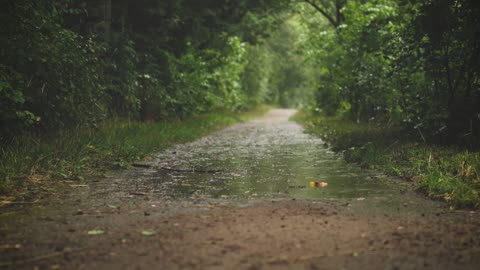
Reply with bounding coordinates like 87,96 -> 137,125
293,111 -> 480,208
0,106 -> 269,197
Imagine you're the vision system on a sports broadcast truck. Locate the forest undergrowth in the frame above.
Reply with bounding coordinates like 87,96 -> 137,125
1,1 -> 479,204
0,106 -> 269,200
294,111 -> 480,208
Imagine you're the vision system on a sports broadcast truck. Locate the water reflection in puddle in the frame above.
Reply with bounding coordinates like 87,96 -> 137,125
139,110 -> 402,203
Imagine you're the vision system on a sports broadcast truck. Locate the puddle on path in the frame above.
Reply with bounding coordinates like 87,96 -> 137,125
125,109 -> 427,210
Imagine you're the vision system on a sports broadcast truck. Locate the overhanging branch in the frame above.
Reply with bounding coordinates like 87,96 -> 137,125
304,0 -> 338,28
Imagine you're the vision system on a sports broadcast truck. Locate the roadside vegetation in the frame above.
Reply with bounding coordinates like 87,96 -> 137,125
1,0 -> 479,205
0,106 -> 269,198
292,0 -> 479,208
294,111 -> 480,208
0,1 -> 310,197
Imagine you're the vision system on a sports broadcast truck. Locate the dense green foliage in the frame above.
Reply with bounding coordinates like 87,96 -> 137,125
304,0 -> 480,148
294,0 -> 480,208
295,111 -> 480,208
0,0 -> 294,140
8,0 -> 478,146
0,1 -> 106,133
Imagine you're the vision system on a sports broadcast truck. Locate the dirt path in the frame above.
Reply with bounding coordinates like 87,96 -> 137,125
1,109 -> 480,270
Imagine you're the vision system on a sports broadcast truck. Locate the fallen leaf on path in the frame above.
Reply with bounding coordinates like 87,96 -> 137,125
107,204 -> 119,209
87,230 -> 106,235
141,230 -> 156,236
0,244 -> 22,249
309,181 -> 328,187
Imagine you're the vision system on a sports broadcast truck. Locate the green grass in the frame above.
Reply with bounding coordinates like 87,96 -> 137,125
293,110 -> 480,208
0,106 -> 270,198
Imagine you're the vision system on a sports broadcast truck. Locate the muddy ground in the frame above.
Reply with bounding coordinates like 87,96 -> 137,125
1,109 -> 479,270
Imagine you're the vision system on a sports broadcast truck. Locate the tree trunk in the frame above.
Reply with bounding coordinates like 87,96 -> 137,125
103,0 -> 112,41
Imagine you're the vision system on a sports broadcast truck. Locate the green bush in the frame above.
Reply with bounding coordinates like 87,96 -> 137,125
296,111 -> 480,208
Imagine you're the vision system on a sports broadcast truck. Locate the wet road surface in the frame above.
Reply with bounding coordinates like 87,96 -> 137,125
148,109 -> 396,200
1,109 -> 479,270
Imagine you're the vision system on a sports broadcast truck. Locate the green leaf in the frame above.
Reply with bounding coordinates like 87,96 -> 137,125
141,230 -> 156,236
87,230 -> 106,235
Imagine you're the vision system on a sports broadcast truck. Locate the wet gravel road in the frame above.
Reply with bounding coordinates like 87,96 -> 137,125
1,109 -> 480,270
